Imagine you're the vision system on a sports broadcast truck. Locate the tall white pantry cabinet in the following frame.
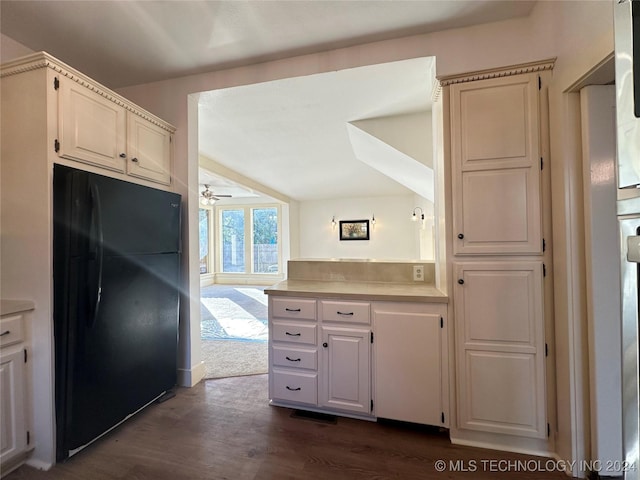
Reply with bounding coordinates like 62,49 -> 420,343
0,51 -> 175,470
440,59 -> 556,454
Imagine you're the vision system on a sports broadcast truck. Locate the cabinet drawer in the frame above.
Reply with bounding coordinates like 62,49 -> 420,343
320,300 -> 370,324
0,314 -> 24,347
272,297 -> 316,320
272,370 -> 317,405
272,346 -> 317,370
272,322 -> 317,345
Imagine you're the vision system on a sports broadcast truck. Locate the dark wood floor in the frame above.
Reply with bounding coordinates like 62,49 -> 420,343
7,375 -> 567,479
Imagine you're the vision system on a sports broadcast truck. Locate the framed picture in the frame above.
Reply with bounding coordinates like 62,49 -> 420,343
339,219 -> 370,241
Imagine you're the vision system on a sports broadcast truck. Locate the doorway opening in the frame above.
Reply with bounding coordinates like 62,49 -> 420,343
198,197 -> 282,379
200,284 -> 268,379
194,56 -> 440,379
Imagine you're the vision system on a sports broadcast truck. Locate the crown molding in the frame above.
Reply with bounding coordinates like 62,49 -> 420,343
1,51 -> 175,133
431,80 -> 442,102
437,58 -> 556,87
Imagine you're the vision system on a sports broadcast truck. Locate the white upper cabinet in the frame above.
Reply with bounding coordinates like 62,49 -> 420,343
55,69 -> 174,186
126,112 -> 171,185
58,77 -> 127,172
450,73 -> 542,255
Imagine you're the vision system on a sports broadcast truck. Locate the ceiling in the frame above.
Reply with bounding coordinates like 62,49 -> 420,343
197,57 -> 437,202
1,1 -> 536,89
1,1 -> 537,203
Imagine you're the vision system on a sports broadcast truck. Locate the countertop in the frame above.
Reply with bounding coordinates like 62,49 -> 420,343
1,299 -> 35,316
264,280 -> 448,303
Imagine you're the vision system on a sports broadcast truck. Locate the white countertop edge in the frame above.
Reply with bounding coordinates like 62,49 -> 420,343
1,299 -> 36,316
264,280 -> 448,303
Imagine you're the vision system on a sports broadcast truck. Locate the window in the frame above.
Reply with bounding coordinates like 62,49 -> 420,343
218,205 -> 280,275
252,207 -> 278,273
199,208 -> 210,274
221,209 -> 245,273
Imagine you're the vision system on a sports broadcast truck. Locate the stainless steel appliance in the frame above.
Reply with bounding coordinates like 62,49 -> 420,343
615,1 -> 640,479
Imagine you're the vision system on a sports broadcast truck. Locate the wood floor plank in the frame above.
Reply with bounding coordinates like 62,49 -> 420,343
6,375 -> 567,479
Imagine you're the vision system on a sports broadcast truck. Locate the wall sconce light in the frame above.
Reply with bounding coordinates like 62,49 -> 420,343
412,207 -> 425,222
371,214 -> 376,226
331,216 -> 337,229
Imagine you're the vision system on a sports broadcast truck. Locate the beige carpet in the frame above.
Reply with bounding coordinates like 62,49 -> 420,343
201,339 -> 268,379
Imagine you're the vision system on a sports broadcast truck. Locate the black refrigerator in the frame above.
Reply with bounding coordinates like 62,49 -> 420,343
53,164 -> 181,461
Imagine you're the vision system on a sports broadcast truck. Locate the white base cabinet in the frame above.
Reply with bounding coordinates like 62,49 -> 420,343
269,297 -> 318,407
268,294 -> 449,427
320,326 -> 371,415
373,302 -> 448,427
0,307 -> 32,477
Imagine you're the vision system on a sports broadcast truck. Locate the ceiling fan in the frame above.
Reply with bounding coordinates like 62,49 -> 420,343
200,184 -> 232,205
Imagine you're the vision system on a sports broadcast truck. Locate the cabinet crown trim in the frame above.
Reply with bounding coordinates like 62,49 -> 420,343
1,51 -> 176,133
437,58 -> 556,87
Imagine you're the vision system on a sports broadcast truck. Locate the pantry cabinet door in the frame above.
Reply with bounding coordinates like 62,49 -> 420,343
454,261 -> 546,439
450,73 -> 542,255
58,77 -> 126,172
126,112 -> 172,185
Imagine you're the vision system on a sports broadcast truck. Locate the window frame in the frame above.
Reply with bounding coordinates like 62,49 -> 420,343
214,203 -> 282,277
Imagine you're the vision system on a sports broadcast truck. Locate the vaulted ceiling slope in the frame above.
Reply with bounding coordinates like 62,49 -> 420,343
1,1 -> 535,89
197,57 -> 437,202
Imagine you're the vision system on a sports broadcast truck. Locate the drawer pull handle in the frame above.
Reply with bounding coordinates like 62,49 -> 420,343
337,311 -> 354,316
285,308 -> 301,312
0,330 -> 10,337
286,386 -> 301,391
286,356 -> 301,362
285,332 -> 301,336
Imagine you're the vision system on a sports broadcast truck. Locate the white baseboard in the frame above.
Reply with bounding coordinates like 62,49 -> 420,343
450,434 -> 554,458
177,361 -> 205,387
25,457 -> 54,471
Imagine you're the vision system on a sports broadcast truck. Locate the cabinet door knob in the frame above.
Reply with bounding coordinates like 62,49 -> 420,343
119,153 -> 126,158
458,233 -> 464,239
131,157 -> 139,163
322,342 -> 328,348
458,279 -> 464,285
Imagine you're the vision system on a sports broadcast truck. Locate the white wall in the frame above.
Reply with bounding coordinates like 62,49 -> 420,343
528,1 -> 614,473
0,33 -> 33,62
580,85 -> 622,474
297,195 -> 430,260
351,111 -> 433,167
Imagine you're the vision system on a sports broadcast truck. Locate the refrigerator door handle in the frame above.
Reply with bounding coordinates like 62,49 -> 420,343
627,235 -> 640,263
89,183 -> 104,328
